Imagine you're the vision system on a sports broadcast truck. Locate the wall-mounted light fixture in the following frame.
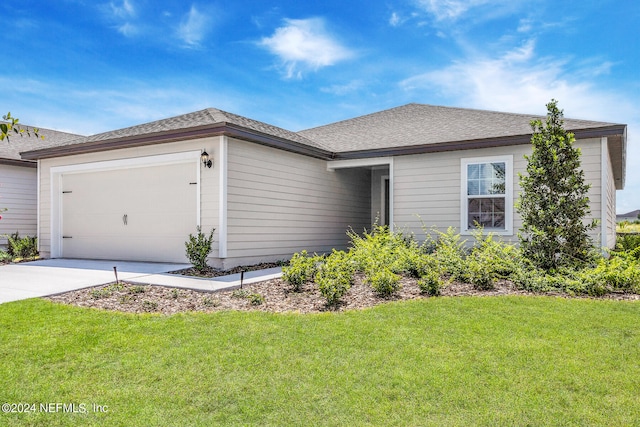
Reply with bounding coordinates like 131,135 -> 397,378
201,150 -> 213,168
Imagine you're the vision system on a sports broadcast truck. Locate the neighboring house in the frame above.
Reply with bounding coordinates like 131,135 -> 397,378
0,126 -> 83,248
20,104 -> 627,268
616,210 -> 640,223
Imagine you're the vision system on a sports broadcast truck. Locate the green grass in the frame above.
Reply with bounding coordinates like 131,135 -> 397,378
1,297 -> 640,426
617,222 -> 640,233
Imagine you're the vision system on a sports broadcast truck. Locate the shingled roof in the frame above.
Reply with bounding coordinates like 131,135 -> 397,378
20,104 -> 626,186
0,125 -> 83,166
299,103 -> 624,154
21,108 -> 329,160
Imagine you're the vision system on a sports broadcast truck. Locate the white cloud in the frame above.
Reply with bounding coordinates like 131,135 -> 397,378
177,5 -> 211,47
110,0 -> 135,18
415,0 -> 495,21
260,18 -> 353,79
117,22 -> 138,37
400,40 -> 639,212
321,80 -> 365,96
389,12 -> 401,27
517,18 -> 533,33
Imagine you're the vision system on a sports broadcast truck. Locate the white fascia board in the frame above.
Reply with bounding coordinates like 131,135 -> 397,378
327,157 -> 393,171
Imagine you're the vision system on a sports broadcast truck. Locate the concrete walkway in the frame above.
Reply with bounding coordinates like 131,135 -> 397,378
0,259 -> 282,304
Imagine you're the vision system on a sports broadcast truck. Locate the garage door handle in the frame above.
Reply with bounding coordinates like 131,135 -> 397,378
123,214 -> 128,226
62,236 -> 72,239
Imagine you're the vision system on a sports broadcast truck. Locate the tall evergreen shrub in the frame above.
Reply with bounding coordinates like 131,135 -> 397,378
516,100 -> 597,271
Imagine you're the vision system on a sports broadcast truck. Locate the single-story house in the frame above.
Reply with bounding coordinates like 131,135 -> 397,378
0,126 -> 82,248
20,104 -> 627,268
616,210 -> 639,223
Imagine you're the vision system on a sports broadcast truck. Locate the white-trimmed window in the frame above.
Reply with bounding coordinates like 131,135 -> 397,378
461,155 -> 513,234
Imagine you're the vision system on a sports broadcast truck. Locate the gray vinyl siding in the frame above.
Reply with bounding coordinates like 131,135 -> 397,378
0,165 -> 37,246
225,138 -> 370,265
393,138 -> 603,245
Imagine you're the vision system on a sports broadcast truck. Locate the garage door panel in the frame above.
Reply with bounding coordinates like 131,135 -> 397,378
61,161 -> 197,262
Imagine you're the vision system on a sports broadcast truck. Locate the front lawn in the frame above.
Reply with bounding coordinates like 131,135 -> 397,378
1,297 -> 639,426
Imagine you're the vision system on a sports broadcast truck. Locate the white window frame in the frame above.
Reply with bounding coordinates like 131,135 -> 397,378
460,155 -> 513,235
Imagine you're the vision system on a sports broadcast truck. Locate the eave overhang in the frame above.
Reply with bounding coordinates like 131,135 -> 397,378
0,158 -> 37,168
20,123 -> 333,161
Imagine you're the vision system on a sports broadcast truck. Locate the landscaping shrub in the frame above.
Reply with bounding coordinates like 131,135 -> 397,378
247,293 -> 265,306
417,269 -> 444,296
466,230 -> 525,290
316,250 -> 354,305
349,225 -> 428,276
614,234 -> 640,253
517,100 -> 597,271
185,226 -> 215,272
0,249 -> 11,263
6,231 -> 38,259
366,267 -> 401,297
582,256 -> 640,294
428,227 -> 470,282
282,250 -> 322,291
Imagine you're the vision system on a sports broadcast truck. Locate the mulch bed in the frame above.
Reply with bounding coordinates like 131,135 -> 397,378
168,262 -> 285,278
45,274 -> 640,315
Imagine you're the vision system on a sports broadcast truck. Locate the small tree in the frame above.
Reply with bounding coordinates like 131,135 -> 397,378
185,226 -> 215,272
516,100 -> 597,271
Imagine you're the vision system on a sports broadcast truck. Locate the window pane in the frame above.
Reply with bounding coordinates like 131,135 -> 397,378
468,198 -> 480,213
479,180 -> 489,195
468,164 -> 479,179
491,162 -> 505,178
468,180 -> 479,195
468,161 -> 506,196
490,180 -> 505,194
468,197 -> 505,229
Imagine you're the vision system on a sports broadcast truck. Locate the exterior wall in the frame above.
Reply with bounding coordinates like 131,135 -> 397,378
38,137 -> 221,259
0,165 -> 37,247
393,138 -> 603,245
370,168 -> 389,226
224,138 -> 371,268
604,138 -> 617,248
34,132 -> 614,264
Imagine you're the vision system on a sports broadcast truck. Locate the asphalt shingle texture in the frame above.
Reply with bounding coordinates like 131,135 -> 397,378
298,103 -> 620,153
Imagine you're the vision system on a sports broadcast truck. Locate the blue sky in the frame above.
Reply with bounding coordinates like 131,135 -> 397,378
3,0 -> 639,212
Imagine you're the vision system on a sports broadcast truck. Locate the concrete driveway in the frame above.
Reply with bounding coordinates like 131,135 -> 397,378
0,259 -> 190,304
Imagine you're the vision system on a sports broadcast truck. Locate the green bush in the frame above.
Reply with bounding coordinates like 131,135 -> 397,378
248,293 -> 265,306
316,250 -> 354,305
129,285 -> 145,295
429,227 -> 469,282
467,259 -> 494,290
348,225 -> 422,276
6,231 -> 38,259
282,250 -> 322,291
466,230 -> 524,290
0,250 -> 11,263
366,268 -> 401,297
417,269 -> 444,296
614,234 -> 640,253
142,300 -> 158,312
185,226 -> 215,272
582,256 -> 640,294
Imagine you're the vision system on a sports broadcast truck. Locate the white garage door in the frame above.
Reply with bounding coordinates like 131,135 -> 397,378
61,162 -> 197,262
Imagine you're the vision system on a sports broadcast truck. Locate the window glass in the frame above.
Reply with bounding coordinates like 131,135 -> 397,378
466,162 -> 506,230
